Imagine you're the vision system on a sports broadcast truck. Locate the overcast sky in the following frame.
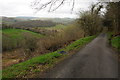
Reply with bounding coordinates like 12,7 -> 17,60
0,0 -> 100,18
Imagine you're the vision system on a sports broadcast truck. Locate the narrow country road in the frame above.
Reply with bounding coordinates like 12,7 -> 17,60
42,33 -> 118,78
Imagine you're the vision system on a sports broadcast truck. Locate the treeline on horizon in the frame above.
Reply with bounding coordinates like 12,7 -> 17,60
2,20 -> 60,29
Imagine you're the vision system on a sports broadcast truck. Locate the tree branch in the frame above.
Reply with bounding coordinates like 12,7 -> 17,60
32,0 -> 76,12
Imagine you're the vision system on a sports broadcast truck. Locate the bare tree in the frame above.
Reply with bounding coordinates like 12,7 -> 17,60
31,0 -> 75,12
104,2 -> 120,34
77,2 -> 103,36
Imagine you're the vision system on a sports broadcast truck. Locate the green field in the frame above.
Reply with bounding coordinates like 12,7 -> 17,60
2,29 -> 43,38
2,29 -> 44,51
2,35 -> 96,78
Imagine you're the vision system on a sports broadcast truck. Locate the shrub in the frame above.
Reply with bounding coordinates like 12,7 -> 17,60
37,25 -> 84,54
22,32 -> 38,56
2,34 -> 22,51
3,25 -> 85,59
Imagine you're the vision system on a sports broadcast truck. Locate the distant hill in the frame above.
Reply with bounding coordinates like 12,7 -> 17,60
11,20 -> 58,28
2,16 -> 75,28
15,17 -> 75,24
33,18 -> 75,24
16,16 -> 38,20
2,17 -> 27,25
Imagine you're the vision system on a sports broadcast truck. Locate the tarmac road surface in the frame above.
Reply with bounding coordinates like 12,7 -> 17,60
42,33 -> 118,78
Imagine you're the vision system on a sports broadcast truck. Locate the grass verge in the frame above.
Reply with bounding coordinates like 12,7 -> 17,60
2,35 -> 96,78
111,36 -> 120,52
107,32 -> 120,52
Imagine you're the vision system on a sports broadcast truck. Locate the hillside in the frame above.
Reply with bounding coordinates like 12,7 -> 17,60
2,29 -> 43,51
11,20 -> 58,28
32,18 -> 75,24
2,16 -> 75,26
2,28 -> 44,68
2,17 -> 27,25
16,16 -> 38,20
